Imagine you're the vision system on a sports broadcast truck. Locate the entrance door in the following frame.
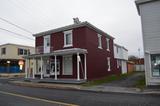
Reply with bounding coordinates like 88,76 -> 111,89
63,55 -> 72,75
44,35 -> 50,53
43,59 -> 50,77
50,59 -> 60,75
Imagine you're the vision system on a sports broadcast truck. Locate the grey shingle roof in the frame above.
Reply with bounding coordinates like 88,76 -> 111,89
33,21 -> 114,39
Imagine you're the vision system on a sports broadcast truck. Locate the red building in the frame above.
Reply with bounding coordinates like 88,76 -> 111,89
25,20 -> 119,81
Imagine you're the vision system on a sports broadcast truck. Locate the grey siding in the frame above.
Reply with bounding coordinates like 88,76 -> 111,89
140,1 -> 160,52
139,0 -> 160,85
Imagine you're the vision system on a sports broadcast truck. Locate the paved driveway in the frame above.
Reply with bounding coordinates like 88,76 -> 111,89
103,72 -> 145,87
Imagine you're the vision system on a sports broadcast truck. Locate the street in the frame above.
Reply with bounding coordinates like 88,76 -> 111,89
0,78 -> 160,106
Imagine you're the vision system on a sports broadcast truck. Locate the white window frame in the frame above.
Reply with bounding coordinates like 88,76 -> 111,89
63,30 -> 73,48
106,38 -> 110,51
107,57 -> 111,71
98,34 -> 102,49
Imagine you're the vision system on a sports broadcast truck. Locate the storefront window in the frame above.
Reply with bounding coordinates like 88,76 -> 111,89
151,54 -> 160,77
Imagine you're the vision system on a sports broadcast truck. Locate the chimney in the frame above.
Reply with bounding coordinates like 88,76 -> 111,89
73,17 -> 81,24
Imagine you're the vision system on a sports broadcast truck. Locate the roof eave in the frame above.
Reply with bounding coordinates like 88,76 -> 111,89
33,21 -> 115,39
135,0 -> 159,15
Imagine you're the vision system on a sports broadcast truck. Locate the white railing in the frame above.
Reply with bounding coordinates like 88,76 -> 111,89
36,46 -> 54,54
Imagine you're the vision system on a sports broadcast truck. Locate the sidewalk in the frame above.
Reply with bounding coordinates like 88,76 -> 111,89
0,73 -> 25,78
10,80 -> 160,95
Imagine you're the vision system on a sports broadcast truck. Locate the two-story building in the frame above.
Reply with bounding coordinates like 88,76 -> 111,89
114,44 -> 128,74
0,43 -> 34,73
136,0 -> 160,85
25,20 -> 119,81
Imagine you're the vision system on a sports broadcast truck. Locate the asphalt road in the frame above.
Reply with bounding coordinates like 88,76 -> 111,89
0,78 -> 160,106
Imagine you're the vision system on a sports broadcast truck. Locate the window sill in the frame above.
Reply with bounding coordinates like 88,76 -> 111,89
63,44 -> 73,48
98,46 -> 102,49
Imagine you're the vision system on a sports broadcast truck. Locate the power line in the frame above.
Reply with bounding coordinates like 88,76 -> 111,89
0,27 -> 34,40
0,17 -> 33,34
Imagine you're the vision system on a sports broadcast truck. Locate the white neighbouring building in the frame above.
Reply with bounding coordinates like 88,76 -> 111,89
114,44 -> 128,74
136,0 -> 160,85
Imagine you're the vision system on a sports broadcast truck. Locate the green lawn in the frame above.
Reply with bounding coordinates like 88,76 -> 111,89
134,75 -> 146,90
82,72 -> 134,87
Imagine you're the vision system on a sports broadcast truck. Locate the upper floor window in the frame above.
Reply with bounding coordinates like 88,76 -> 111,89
117,46 -> 119,53
64,30 -> 73,47
24,49 -> 28,55
18,48 -> 29,55
107,57 -> 111,71
18,48 -> 24,55
106,38 -> 110,51
98,34 -> 102,49
1,48 -> 6,55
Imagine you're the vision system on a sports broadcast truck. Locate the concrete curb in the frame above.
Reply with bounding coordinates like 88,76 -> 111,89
10,81 -> 160,95
10,81 -> 82,90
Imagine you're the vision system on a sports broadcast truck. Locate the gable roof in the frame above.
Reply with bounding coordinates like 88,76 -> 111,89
135,0 -> 159,15
33,21 -> 114,39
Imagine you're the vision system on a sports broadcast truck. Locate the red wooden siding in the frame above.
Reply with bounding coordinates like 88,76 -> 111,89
35,26 -> 119,80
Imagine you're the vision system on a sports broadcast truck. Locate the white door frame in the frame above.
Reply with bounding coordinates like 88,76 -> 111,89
44,35 -> 50,53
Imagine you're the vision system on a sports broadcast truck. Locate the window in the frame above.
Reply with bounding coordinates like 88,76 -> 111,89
106,38 -> 110,51
117,46 -> 119,53
1,48 -> 6,55
46,37 -> 50,47
151,54 -> 160,77
24,49 -> 28,55
107,57 -> 111,71
18,48 -> 24,55
64,30 -> 73,47
18,48 -> 29,55
98,34 -> 102,49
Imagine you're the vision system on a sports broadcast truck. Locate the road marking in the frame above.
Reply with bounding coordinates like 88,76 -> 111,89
0,90 -> 78,106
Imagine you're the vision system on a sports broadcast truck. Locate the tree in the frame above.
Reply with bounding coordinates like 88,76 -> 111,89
128,55 -> 138,61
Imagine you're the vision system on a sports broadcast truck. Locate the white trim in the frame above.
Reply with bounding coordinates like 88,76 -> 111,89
107,57 -> 111,71
106,38 -> 110,51
54,55 -> 57,80
77,53 -> 80,80
84,54 -> 87,80
33,58 -> 36,79
25,59 -> 28,78
63,30 -> 73,48
98,34 -> 102,49
28,59 -> 30,78
40,57 -> 43,79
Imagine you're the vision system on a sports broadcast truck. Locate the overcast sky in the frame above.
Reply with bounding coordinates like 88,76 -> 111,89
0,0 -> 143,57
